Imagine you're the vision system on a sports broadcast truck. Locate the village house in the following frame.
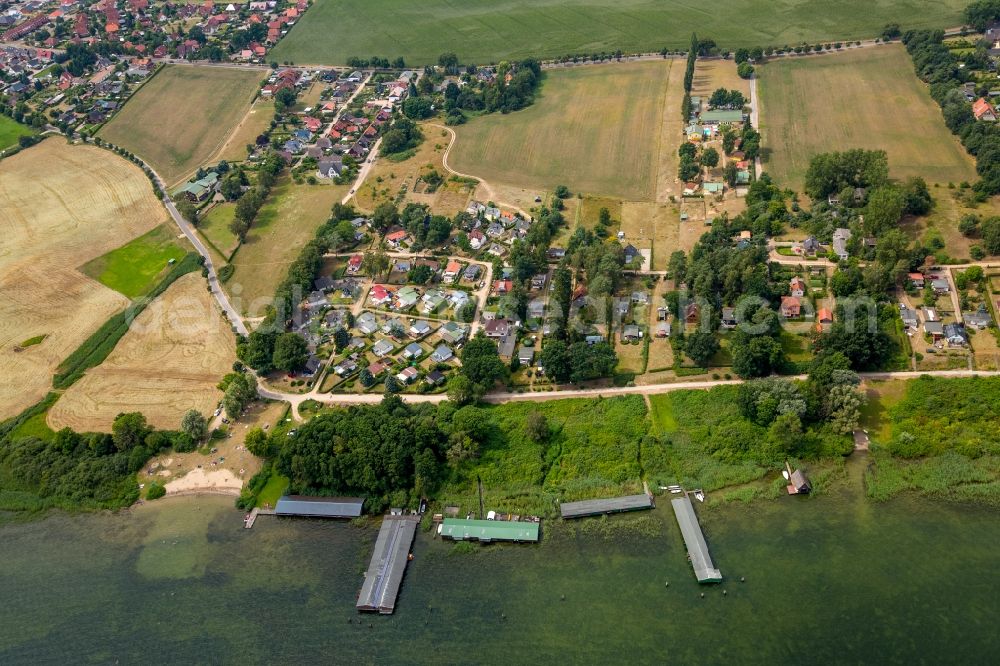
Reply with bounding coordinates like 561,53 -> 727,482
931,278 -> 950,295
924,320 -> 944,341
964,306 -> 992,330
395,366 -> 419,384
372,339 -> 395,357
443,260 -> 461,282
385,229 -> 409,248
944,323 -> 969,347
431,344 -> 454,363
409,320 -> 431,337
356,312 -> 378,335
832,228 -> 852,261
484,318 -> 512,338
721,307 -> 737,329
908,272 -> 925,288
369,285 -> 393,307
780,296 -> 802,318
439,322 -> 467,345
402,342 -> 423,360
347,254 -> 363,274
789,277 -> 807,298
899,304 -> 919,330
973,97 -> 997,122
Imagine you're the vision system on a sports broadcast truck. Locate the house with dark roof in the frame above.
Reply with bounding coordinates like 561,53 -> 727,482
944,323 -> 968,347
964,306 -> 992,330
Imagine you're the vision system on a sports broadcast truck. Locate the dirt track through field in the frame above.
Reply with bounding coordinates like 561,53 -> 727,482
0,140 -> 167,419
48,272 -> 236,432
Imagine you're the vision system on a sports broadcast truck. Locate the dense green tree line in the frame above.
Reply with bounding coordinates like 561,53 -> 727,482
902,29 -> 1000,194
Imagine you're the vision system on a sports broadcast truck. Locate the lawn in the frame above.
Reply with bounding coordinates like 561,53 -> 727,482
449,61 -> 674,200
227,179 -> 348,314
99,65 -> 263,186
257,473 -> 290,508
0,115 -> 33,150
270,0 -> 966,65
80,224 -> 188,299
198,202 -> 240,261
759,45 -> 977,191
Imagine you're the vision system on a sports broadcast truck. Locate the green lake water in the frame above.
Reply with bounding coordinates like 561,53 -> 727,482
1,461 -> 998,664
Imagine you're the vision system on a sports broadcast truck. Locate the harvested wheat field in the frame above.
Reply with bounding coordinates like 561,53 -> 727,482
759,45 -> 976,190
0,140 -> 167,419
450,60 -> 675,200
49,273 -> 237,432
99,65 -> 262,186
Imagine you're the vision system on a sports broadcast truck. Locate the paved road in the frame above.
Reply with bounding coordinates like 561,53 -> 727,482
81,138 -> 250,336
748,73 -> 763,178
259,368 -> 1000,417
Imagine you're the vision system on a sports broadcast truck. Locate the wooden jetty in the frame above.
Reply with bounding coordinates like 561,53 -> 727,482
244,507 -> 275,529
670,495 -> 722,584
559,494 -> 654,519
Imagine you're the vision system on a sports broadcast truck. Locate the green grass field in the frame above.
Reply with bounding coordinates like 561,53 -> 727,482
270,0 -> 966,65
0,115 -> 33,150
99,65 -> 262,186
227,179 -> 348,314
198,203 -> 240,260
81,224 -> 187,299
450,61 -> 673,200
436,396 -> 649,516
759,45 -> 977,190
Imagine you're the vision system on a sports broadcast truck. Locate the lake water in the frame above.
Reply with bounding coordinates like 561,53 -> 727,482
2,461 -> 998,664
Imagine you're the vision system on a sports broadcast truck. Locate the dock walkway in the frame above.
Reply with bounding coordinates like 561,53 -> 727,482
244,507 -> 275,529
560,494 -> 653,519
670,496 -> 722,583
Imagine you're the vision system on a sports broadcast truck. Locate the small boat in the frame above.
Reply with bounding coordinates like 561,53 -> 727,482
694,490 -> 705,502
670,489 -> 683,494
781,470 -> 790,481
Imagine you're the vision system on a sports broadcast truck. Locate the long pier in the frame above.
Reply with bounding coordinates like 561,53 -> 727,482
670,495 -> 722,584
356,515 -> 420,614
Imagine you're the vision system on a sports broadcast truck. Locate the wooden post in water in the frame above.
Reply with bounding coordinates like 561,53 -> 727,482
477,475 -> 485,520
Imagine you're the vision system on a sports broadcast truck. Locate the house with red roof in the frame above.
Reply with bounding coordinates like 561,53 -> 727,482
347,254 -> 363,273
789,277 -> 806,297
370,284 -> 392,305
492,280 -> 513,295
973,97 -> 997,122
780,296 -> 801,318
385,230 -> 409,247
